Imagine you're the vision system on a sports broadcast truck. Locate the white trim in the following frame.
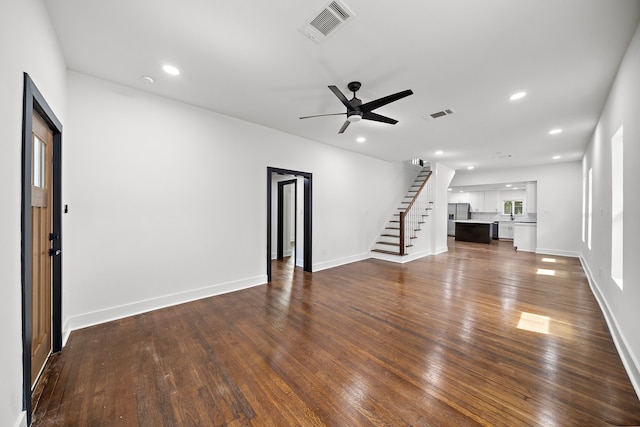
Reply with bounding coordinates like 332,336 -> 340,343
434,245 -> 449,255
13,412 -> 27,427
369,249 -> 434,264
535,248 -> 580,258
313,252 -> 369,272
579,254 -> 640,400
63,275 -> 267,335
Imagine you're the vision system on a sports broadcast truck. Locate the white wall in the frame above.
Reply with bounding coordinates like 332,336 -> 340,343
450,162 -> 582,256
0,1 -> 67,426
432,163 -> 456,254
63,71 -> 414,332
580,21 -> 640,396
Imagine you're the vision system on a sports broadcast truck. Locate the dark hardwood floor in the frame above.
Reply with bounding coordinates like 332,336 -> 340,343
32,239 -> 640,426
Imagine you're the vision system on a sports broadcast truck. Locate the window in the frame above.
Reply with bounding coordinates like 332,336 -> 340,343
611,126 -> 623,289
503,200 -> 523,216
33,135 -> 45,188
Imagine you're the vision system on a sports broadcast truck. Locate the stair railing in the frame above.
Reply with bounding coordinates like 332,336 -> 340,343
399,170 -> 433,255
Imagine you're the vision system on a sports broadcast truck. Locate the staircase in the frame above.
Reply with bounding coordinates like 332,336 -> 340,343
371,166 -> 433,256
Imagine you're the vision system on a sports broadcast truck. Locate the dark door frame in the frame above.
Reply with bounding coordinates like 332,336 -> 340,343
267,167 -> 312,281
277,179 -> 297,260
21,73 -> 63,425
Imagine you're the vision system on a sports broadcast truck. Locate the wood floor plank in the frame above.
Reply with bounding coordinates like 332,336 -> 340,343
32,239 -> 640,426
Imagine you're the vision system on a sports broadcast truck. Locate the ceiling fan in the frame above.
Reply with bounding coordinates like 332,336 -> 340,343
300,81 -> 413,133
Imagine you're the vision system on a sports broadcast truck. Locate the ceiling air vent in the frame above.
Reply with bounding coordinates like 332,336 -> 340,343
425,109 -> 455,120
300,1 -> 355,43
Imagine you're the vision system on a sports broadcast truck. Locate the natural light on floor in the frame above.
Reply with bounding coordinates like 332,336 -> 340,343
542,258 -> 557,263
517,312 -> 550,334
537,268 -> 556,276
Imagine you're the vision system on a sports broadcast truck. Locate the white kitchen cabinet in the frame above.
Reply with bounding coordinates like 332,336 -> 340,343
449,192 -> 470,203
498,221 -> 514,239
514,223 -> 537,252
484,191 -> 498,212
469,192 -> 484,212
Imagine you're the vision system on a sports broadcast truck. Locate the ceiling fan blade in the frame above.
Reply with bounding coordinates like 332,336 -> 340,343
338,120 -> 351,133
299,112 -> 346,119
329,86 -> 357,111
362,111 -> 398,125
360,89 -> 413,112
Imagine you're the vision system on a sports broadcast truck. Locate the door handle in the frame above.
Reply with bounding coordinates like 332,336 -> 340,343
49,249 -> 61,256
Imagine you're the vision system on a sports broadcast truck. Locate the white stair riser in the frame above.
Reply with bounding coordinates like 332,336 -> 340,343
379,235 -> 399,244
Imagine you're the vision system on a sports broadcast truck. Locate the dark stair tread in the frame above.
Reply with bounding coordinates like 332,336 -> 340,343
376,241 -> 414,248
381,234 -> 399,238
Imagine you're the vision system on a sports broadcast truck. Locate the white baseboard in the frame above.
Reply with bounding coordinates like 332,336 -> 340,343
535,248 -> 581,258
579,255 -> 640,400
13,412 -> 27,427
434,245 -> 448,255
63,275 -> 267,336
313,252 -> 370,272
369,249 -> 434,264
401,249 -> 434,263
271,250 -> 294,260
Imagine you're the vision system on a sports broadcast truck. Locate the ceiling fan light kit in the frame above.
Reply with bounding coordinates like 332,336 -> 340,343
300,81 -> 413,133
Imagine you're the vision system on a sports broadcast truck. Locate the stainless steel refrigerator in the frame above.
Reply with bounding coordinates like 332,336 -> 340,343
447,203 -> 470,236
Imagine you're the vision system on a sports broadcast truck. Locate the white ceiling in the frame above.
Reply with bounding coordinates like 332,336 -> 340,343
44,0 -> 640,170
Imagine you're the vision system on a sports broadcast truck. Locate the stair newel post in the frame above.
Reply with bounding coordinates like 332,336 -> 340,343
399,211 -> 406,255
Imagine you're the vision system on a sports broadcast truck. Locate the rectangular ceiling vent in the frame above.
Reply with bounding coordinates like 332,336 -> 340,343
300,1 -> 355,44
424,109 -> 456,120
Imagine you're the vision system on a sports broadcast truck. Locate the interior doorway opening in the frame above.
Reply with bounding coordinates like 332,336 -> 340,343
267,167 -> 312,282
277,178 -> 297,262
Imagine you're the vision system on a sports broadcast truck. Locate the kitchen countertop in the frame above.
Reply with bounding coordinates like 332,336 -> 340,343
454,220 -> 495,224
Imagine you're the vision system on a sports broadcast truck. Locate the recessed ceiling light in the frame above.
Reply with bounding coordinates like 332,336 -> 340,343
356,137 -> 366,143
162,64 -> 180,76
459,191 -> 463,193
141,75 -> 154,84
467,166 -> 474,170
513,187 -> 519,190
435,150 -> 443,155
552,155 -> 561,160
447,188 -> 452,192
509,91 -> 527,101
505,184 -> 512,187
549,128 -> 563,135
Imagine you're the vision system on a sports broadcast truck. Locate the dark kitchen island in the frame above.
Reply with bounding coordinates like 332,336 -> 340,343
455,220 -> 494,244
